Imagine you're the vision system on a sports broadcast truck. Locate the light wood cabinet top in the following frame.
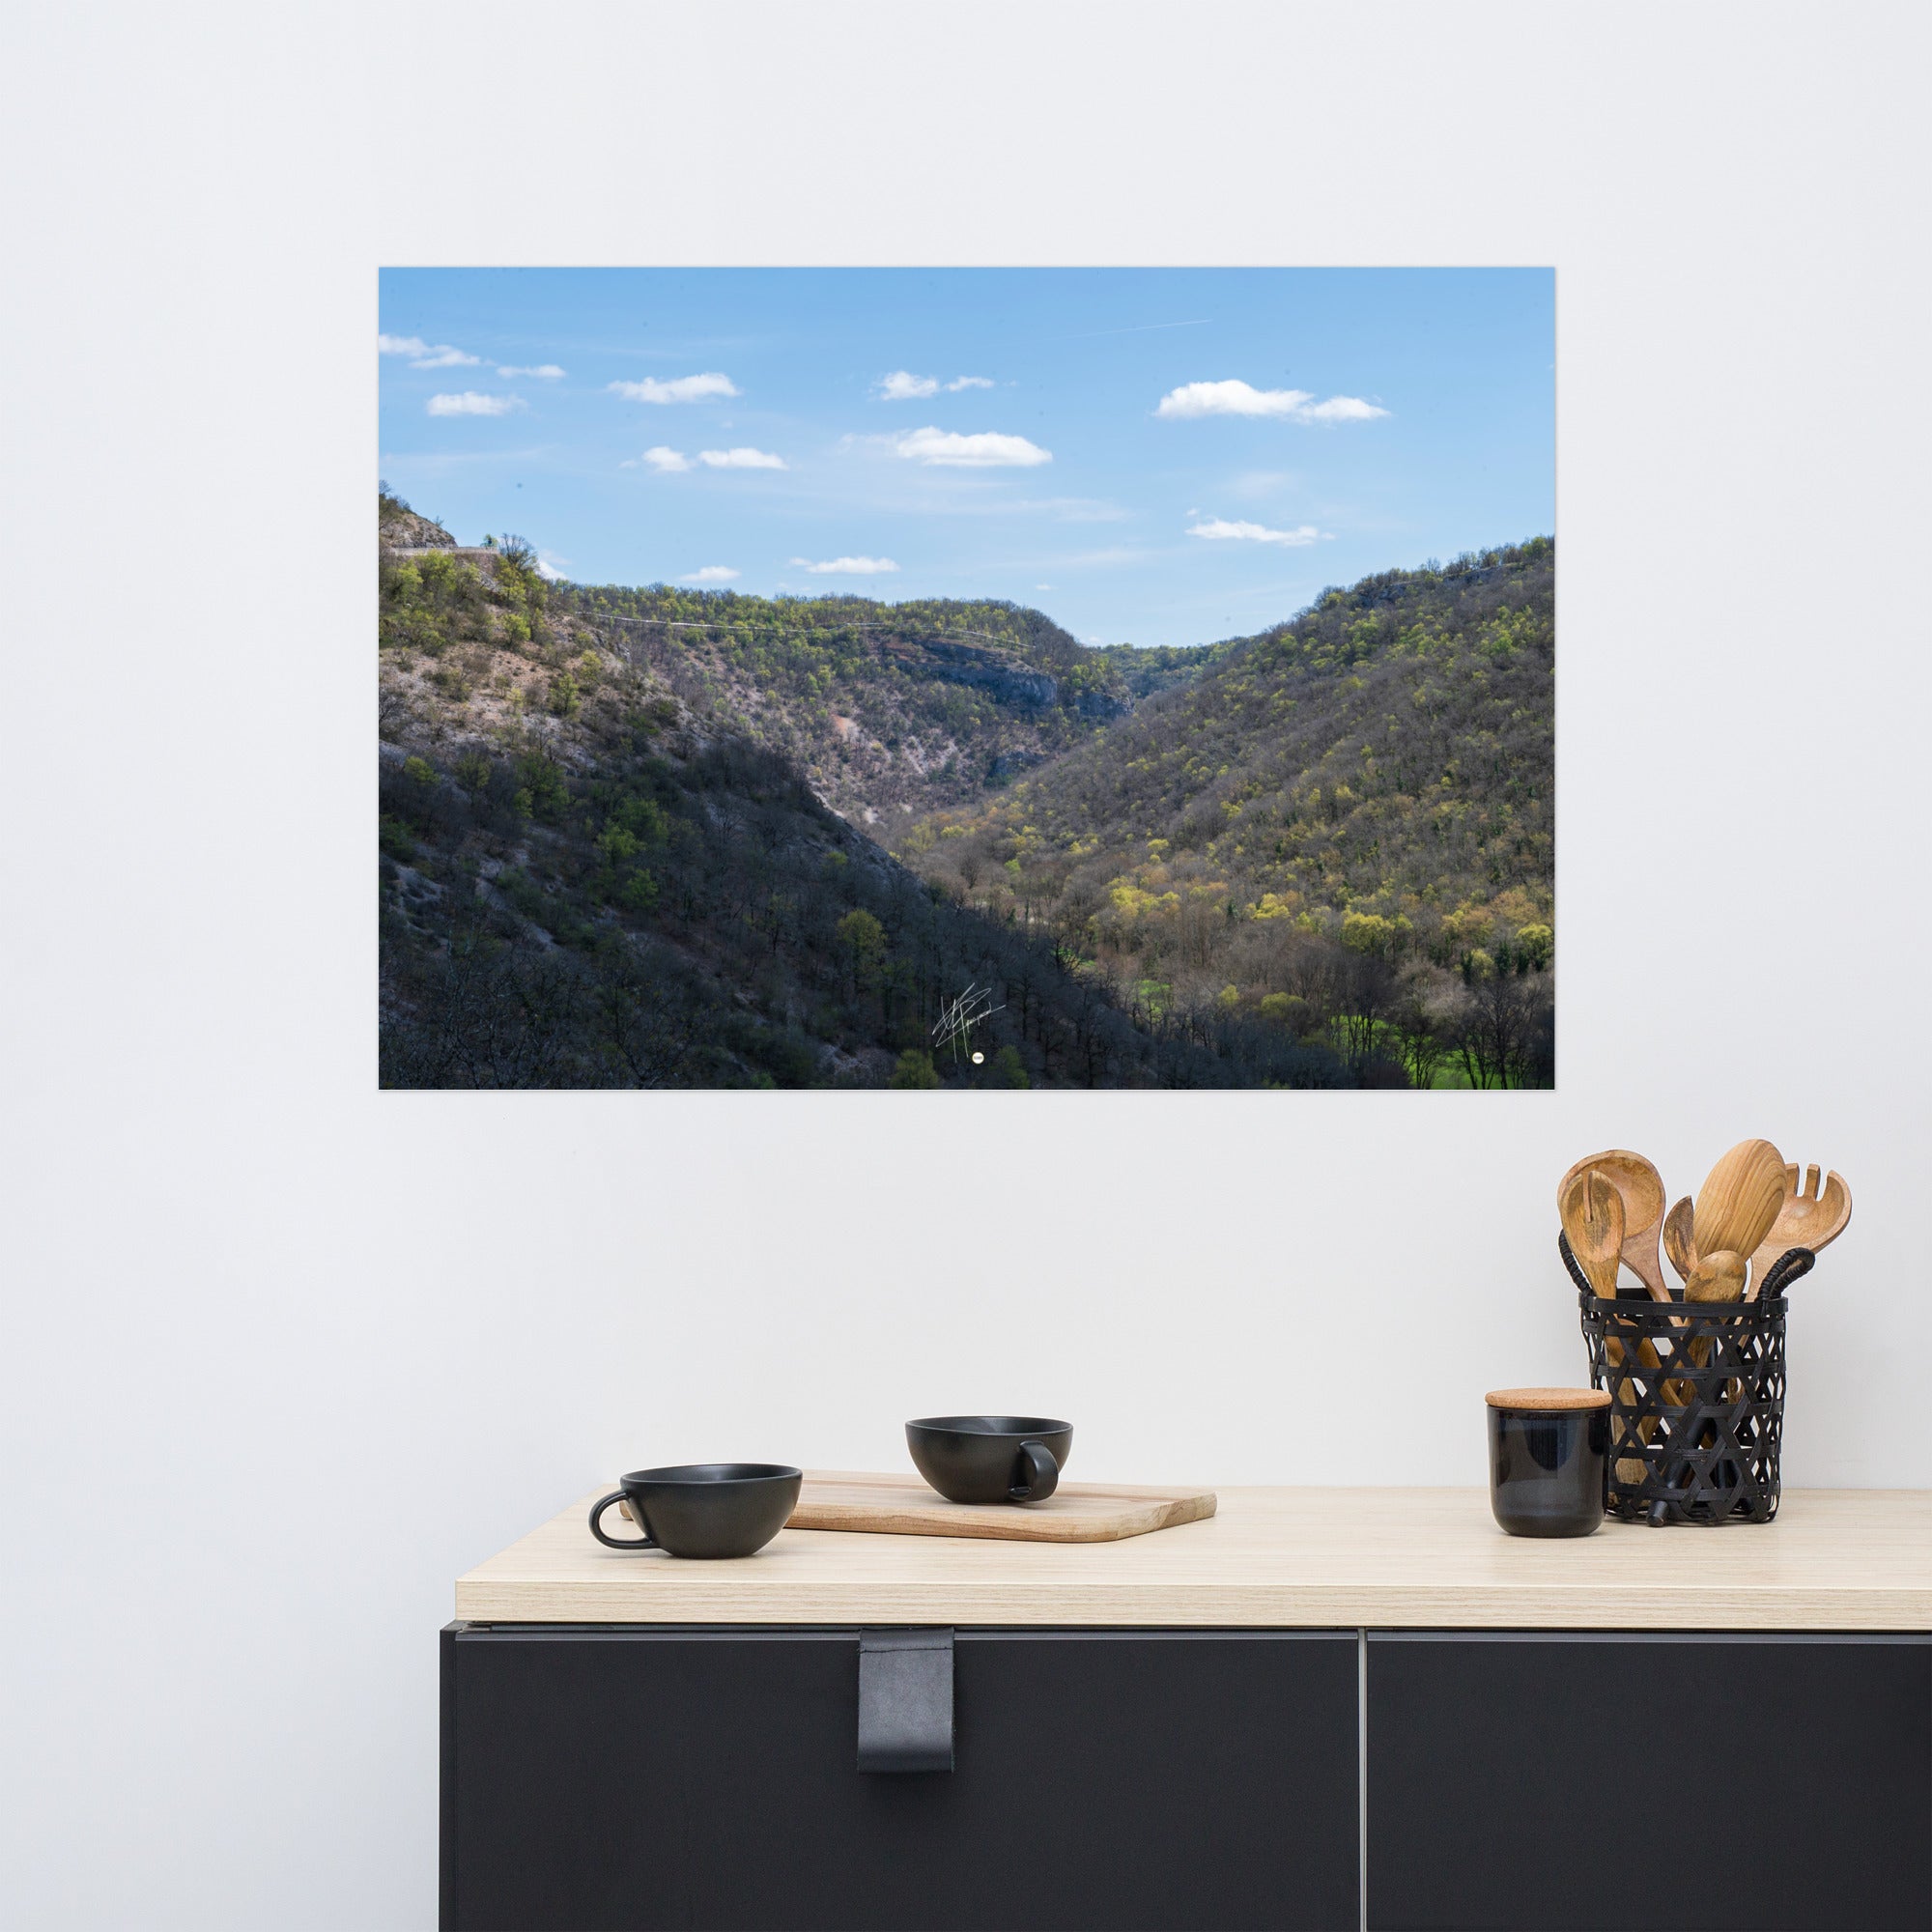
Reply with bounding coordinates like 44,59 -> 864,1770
455,1482 -> 1932,1631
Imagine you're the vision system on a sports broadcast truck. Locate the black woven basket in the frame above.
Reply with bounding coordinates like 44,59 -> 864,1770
1562,1233 -> 1813,1525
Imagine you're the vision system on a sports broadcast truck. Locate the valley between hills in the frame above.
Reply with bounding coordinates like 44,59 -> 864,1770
378,492 -> 1553,1088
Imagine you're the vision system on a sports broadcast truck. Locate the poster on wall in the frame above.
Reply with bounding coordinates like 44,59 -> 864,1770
378,269 -> 1553,1090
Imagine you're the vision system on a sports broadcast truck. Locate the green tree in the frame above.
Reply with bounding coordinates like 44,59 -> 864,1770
1515,923 -> 1554,971
597,823 -> 641,869
837,908 -> 887,978
611,795 -> 670,845
990,1044 -> 1031,1089
514,752 -> 570,820
1260,991 -> 1312,1035
888,1047 -> 940,1089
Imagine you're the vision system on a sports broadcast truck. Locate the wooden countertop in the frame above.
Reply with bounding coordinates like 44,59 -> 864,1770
454,1482 -> 1932,1631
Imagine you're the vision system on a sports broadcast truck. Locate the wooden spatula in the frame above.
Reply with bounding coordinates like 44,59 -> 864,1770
1692,1139 -> 1787,1267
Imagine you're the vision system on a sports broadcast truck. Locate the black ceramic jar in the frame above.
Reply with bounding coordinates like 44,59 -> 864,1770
1485,1387 -> 1609,1538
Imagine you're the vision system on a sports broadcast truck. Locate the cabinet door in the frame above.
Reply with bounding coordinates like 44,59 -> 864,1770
442,1625 -> 1360,1932
1366,1632 -> 1931,1931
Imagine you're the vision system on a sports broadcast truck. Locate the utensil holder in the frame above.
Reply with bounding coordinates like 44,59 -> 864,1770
1564,1234 -> 1808,1525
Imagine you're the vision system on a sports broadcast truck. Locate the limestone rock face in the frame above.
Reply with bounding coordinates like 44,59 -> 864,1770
380,508 -> 456,550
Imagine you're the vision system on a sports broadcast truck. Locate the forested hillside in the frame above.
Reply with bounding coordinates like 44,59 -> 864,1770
892,544 -> 1555,1088
377,493 -> 1552,1088
563,579 -> 1131,829
376,495 -> 1350,1087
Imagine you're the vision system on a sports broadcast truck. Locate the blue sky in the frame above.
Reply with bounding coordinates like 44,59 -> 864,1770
378,269 -> 1552,649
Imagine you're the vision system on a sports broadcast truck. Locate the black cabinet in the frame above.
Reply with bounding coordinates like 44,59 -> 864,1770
442,1625 -> 1361,1932
1366,1633 -> 1932,1931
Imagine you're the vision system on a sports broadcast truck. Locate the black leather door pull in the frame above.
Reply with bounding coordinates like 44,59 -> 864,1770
857,1629 -> 954,1773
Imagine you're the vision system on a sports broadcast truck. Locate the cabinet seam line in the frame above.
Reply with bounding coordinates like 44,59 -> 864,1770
1358,1626 -> 1368,1932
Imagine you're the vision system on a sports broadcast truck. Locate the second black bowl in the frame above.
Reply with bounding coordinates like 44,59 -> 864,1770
906,1415 -> 1073,1505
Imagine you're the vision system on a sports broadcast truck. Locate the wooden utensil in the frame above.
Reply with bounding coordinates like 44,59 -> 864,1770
1560,1170 -> 1651,1482
1657,1201 -> 1715,1404
1683,1249 -> 1747,1303
1557,1150 -> 1669,1300
1747,1165 -> 1852,1299
1692,1139 -> 1787,1266
1670,1247 -> 1748,1406
1559,1168 -> 1625,1296
1662,1197 -> 1698,1285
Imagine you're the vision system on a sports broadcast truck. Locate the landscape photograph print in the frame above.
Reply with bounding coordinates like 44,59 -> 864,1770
379,268 -> 1554,1090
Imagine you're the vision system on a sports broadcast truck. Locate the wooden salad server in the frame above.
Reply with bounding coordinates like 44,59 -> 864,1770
1557,1150 -> 1669,1300
1559,1168 -> 1625,1297
1560,1169 -> 1649,1482
1747,1165 -> 1852,1299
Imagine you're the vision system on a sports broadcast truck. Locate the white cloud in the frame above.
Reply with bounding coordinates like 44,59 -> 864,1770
1186,517 -> 1323,546
789,554 -> 899,575
697,446 -> 786,469
681,565 -> 740,583
380,333 -> 482,368
1300,394 -> 1386,421
631,445 -> 691,471
878,371 -> 996,399
535,554 -> 569,582
497,363 -> 565,379
608,372 -> 739,404
895,426 -> 1051,468
1155,379 -> 1387,423
425,391 -> 524,416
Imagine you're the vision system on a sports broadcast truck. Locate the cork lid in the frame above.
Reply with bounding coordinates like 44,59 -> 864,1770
1485,1386 -> 1611,1411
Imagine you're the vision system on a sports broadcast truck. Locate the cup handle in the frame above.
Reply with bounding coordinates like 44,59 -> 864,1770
1009,1440 -> 1060,1503
588,1491 -> 657,1550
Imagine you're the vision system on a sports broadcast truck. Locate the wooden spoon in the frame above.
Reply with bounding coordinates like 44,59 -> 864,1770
1662,1196 -> 1697,1285
1747,1165 -> 1852,1299
1556,1151 -> 1669,1301
1684,1249 -> 1747,1303
1559,1168 -> 1625,1297
1692,1139 -> 1787,1265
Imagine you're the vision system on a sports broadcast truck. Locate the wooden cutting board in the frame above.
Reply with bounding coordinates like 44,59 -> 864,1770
785,1470 -> 1217,1544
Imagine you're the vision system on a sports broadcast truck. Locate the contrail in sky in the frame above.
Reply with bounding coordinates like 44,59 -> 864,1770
1070,318 -> 1212,337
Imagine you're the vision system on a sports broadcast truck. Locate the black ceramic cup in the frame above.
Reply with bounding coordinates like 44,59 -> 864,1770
905,1416 -> 1072,1505
587,1463 -> 803,1558
1486,1388 -> 1608,1538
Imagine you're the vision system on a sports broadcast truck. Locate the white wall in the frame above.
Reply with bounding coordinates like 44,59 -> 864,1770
4,3 -> 1927,1926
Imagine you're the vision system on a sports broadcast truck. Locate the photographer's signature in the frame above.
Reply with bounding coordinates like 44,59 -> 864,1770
932,983 -> 1005,1061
